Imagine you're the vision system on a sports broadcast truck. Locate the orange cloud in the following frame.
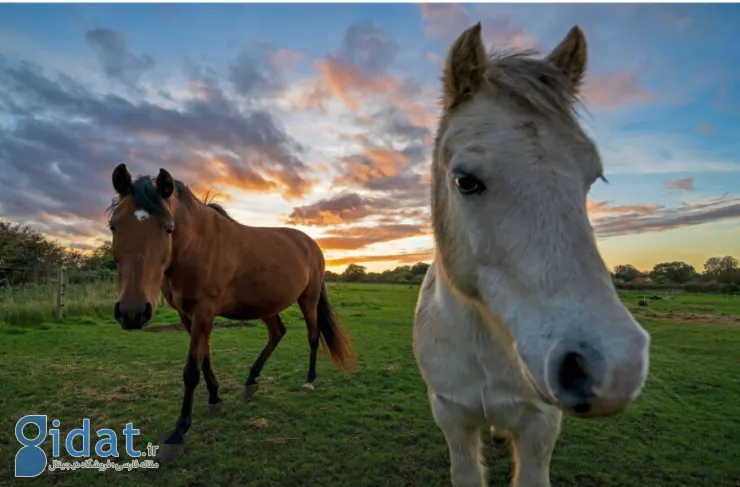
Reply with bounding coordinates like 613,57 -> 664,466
335,146 -> 411,187
326,249 -> 434,267
666,177 -> 695,191
317,224 -> 429,251
313,57 -> 397,112
286,193 -> 398,226
587,200 -> 663,216
583,73 -> 657,109
182,155 -> 315,202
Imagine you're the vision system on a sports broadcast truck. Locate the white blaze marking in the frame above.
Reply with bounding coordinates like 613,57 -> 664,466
134,209 -> 150,222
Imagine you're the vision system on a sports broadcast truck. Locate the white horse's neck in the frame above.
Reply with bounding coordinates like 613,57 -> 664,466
431,261 -> 527,371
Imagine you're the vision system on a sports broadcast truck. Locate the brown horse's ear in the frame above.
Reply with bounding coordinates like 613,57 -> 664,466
546,25 -> 588,89
443,22 -> 487,111
112,163 -> 133,196
156,168 -> 175,199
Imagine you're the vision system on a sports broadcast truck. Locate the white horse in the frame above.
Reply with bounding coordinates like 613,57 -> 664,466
413,24 -> 651,487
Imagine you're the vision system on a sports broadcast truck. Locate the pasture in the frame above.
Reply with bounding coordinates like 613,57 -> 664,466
1,283 -> 739,486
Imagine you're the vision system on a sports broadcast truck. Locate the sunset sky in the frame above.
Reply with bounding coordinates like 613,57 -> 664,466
0,3 -> 738,273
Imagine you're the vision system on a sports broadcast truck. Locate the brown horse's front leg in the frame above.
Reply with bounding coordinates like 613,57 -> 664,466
202,347 -> 222,414
179,312 -> 222,414
157,314 -> 214,462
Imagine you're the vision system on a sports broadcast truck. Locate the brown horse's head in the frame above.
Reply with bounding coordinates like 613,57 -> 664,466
108,163 -> 176,330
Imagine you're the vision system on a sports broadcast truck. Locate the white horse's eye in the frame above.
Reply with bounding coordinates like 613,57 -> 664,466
454,173 -> 486,195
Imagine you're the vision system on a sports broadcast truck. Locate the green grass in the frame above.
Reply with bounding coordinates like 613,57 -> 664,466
618,290 -> 740,316
1,283 -> 739,486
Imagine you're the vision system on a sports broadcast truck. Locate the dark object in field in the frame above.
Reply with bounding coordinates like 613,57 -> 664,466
638,300 -> 648,307
107,163 -> 357,463
648,295 -> 663,300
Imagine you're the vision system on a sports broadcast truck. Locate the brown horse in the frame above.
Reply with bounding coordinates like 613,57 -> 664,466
107,163 -> 356,461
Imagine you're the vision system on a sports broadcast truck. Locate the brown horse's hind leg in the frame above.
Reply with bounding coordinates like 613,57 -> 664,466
244,314 -> 286,401
157,312 -> 215,462
297,294 -> 320,392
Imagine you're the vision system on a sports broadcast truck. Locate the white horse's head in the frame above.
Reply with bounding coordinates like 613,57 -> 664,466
431,24 -> 650,418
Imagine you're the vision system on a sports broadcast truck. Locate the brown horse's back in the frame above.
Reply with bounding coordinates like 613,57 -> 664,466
164,203 -> 325,321
217,224 -> 324,320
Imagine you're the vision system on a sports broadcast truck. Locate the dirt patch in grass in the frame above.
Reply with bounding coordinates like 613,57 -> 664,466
145,321 -> 257,332
633,310 -> 740,325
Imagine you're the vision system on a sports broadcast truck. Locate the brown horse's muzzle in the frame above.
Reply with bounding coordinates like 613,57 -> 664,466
114,301 -> 153,330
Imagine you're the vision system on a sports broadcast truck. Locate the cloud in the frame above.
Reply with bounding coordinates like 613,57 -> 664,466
85,28 -> 155,91
316,224 -> 428,250
285,193 -> 399,226
279,21 -> 436,239
666,177 -> 695,191
582,73 -> 656,110
269,49 -> 304,71
0,54 -> 315,245
590,196 -> 740,237
334,20 -> 400,76
229,41 -> 303,99
419,4 -> 539,51
588,200 -> 663,216
698,123 -> 715,134
295,20 -> 401,113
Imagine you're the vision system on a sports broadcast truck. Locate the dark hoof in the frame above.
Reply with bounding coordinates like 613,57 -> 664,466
300,382 -> 315,393
205,401 -> 223,415
156,443 -> 185,462
244,383 -> 259,401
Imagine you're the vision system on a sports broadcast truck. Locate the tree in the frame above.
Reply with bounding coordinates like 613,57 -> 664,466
703,256 -> 739,284
341,263 -> 367,281
649,261 -> 697,284
411,262 -> 430,277
613,264 -> 643,281
324,270 -> 340,282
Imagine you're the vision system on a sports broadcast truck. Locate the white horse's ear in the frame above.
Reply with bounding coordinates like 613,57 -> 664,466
546,25 -> 588,89
443,23 -> 488,110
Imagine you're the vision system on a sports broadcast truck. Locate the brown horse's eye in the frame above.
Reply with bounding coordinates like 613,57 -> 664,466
109,225 -> 115,233
165,226 -> 174,235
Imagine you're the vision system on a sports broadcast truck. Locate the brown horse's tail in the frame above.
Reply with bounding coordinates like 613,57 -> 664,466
316,282 -> 357,373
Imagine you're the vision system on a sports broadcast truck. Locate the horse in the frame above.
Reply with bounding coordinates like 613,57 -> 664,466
107,164 -> 356,462
412,24 -> 651,487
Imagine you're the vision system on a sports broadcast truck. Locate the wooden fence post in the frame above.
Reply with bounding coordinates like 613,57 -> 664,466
55,266 -> 65,320
158,291 -> 164,307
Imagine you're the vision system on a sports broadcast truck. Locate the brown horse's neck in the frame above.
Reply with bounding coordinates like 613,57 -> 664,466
168,198 -> 216,272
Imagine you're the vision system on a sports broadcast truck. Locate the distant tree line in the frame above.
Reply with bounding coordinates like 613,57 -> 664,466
326,258 -> 739,294
324,262 -> 431,284
1,219 -> 738,293
0,220 -> 116,285
611,258 -> 740,294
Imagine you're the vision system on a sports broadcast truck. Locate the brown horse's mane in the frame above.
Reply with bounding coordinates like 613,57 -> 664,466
107,176 -> 236,223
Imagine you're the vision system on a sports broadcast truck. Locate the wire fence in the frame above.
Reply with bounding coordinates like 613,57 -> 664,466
0,266 -> 120,325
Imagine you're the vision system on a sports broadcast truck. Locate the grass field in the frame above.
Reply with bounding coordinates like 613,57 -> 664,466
1,283 -> 739,486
